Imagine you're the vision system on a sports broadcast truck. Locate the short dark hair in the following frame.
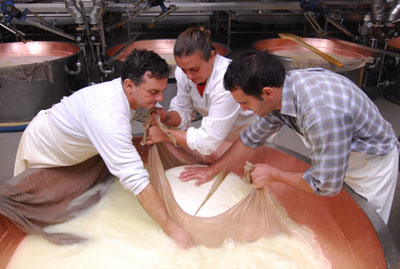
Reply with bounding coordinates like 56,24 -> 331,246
224,50 -> 286,98
174,27 -> 215,61
121,49 -> 170,85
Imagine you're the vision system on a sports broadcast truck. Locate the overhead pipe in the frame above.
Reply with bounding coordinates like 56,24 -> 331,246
371,0 -> 386,22
65,0 -> 84,25
89,0 -> 104,25
388,0 -> 400,22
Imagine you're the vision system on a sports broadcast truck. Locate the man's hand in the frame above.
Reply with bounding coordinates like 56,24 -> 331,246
249,163 -> 277,189
179,165 -> 218,186
146,125 -> 169,145
164,220 -> 193,249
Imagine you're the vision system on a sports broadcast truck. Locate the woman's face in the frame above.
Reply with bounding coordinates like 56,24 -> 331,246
174,50 -> 215,85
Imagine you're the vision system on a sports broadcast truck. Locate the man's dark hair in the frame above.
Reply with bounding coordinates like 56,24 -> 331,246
174,27 -> 215,61
224,50 -> 286,98
121,49 -> 170,85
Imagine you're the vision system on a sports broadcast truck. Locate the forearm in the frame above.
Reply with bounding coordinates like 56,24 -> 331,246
212,138 -> 252,173
168,129 -> 188,148
164,111 -> 181,128
272,169 -> 314,194
136,184 -> 174,234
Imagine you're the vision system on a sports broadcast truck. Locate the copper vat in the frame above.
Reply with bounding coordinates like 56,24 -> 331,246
253,38 -> 375,87
0,41 -> 80,123
388,37 -> 400,50
1,139 -> 399,268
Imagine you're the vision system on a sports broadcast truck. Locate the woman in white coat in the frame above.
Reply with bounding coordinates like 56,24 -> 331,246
146,27 -> 255,161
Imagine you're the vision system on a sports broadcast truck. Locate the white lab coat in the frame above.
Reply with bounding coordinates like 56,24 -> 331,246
169,54 -> 256,155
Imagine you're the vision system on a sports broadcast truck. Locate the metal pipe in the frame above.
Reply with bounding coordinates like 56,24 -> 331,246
24,19 -> 76,41
89,0 -> 104,25
65,60 -> 82,75
388,0 -> 400,22
65,0 -> 84,24
97,61 -> 114,75
371,0 -> 386,22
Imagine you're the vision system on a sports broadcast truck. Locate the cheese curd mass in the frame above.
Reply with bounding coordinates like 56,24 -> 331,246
8,166 -> 331,269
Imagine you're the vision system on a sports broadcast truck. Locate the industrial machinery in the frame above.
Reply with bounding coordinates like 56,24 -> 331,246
0,1 -> 399,95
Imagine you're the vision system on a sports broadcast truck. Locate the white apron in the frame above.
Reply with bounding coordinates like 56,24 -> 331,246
297,133 -> 398,224
14,110 -> 98,176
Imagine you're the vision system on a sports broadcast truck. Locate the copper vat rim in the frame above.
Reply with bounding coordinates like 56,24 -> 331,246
388,37 -> 400,51
0,41 -> 80,59
106,38 -> 231,61
251,37 -> 375,59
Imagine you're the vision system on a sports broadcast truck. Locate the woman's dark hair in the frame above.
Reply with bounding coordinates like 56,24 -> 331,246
174,27 -> 215,60
223,50 -> 286,98
121,49 -> 170,85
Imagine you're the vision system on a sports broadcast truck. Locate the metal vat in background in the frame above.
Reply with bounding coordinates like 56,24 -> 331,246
0,41 -> 80,123
252,38 -> 375,88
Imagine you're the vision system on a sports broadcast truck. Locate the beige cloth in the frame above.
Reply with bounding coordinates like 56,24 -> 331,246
146,143 -> 291,247
141,112 -> 291,247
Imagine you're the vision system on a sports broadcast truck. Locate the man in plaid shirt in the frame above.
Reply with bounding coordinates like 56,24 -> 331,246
179,50 -> 399,224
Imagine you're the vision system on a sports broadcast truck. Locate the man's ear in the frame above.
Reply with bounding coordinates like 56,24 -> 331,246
123,79 -> 134,94
261,87 -> 274,97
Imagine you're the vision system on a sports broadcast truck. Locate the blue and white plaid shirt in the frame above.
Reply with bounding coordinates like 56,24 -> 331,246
241,68 -> 399,196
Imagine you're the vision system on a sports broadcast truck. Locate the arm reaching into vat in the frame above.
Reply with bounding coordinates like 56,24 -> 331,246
249,163 -> 314,193
136,184 -> 193,249
179,138 -> 250,186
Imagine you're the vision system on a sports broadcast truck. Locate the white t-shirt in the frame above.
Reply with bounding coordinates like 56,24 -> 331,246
169,55 -> 255,155
49,78 -> 149,195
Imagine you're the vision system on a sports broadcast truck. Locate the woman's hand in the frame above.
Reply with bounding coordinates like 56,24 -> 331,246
151,108 -> 169,125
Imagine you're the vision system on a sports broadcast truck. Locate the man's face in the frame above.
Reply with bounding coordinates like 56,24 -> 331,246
124,71 -> 168,110
175,50 -> 215,85
231,87 -> 277,117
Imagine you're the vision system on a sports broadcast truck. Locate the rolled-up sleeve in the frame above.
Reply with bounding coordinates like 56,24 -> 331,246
168,68 -> 197,130
302,109 -> 353,196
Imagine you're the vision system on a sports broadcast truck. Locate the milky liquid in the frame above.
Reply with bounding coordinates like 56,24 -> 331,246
8,167 -> 331,269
